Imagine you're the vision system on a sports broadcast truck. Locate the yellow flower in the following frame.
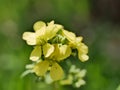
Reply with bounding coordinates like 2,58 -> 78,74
49,44 -> 71,61
62,29 -> 89,62
22,21 -> 63,61
60,65 -> 86,88
34,44 -> 71,81
33,60 -> 64,81
22,20 -> 89,81
33,44 -> 71,81
23,21 -> 63,45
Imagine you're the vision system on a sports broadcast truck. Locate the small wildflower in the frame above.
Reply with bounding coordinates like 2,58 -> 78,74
23,21 -> 63,61
62,29 -> 89,62
60,65 -> 86,88
33,60 -> 64,81
22,20 -> 89,82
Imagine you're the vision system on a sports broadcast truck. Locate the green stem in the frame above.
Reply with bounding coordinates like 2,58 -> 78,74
53,82 -> 61,90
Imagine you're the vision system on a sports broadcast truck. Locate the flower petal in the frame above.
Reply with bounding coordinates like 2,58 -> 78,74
33,60 -> 49,76
76,69 -> 86,78
33,21 -> 46,31
45,25 -> 60,40
47,20 -> 54,26
60,74 -> 73,85
78,54 -> 89,62
62,30 -> 76,43
43,43 -> 54,58
22,32 -> 36,45
76,36 -> 83,43
50,62 -> 64,81
36,27 -> 46,38
75,79 -> 86,88
77,43 -> 89,62
77,43 -> 88,54
30,46 -> 42,61
48,44 -> 59,59
57,45 -> 71,61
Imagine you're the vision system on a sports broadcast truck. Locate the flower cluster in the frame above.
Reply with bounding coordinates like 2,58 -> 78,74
22,20 -> 89,81
60,65 -> 86,88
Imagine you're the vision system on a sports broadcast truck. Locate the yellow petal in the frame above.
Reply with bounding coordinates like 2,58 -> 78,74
45,24 -> 60,40
47,20 -> 63,31
30,46 -> 42,61
77,43 -> 88,54
76,69 -> 86,78
36,27 -> 46,38
33,60 -> 49,76
77,43 -> 89,62
55,24 -> 63,30
78,54 -> 89,62
50,62 -> 64,81
48,44 -> 59,59
47,20 -> 54,26
75,79 -> 86,88
76,36 -> 83,43
33,21 -> 46,31
62,30 -> 76,43
22,32 -> 36,45
43,43 -> 54,58
60,74 -> 73,85
57,45 -> 71,61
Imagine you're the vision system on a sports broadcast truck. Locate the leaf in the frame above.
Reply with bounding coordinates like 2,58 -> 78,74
33,60 -> 49,76
50,62 -> 64,81
30,46 -> 42,61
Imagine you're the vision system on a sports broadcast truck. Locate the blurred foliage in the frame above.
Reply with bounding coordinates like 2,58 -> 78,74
0,0 -> 120,90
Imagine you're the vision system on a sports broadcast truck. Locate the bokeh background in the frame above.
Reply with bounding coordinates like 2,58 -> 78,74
0,0 -> 120,90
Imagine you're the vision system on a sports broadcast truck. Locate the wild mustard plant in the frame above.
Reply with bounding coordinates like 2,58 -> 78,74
22,20 -> 89,87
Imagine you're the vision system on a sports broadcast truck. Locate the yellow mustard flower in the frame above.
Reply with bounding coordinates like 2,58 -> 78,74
22,20 -> 89,82
22,21 -> 63,61
62,29 -> 89,62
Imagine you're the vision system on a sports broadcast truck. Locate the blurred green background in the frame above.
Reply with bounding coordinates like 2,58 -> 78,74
0,0 -> 120,90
